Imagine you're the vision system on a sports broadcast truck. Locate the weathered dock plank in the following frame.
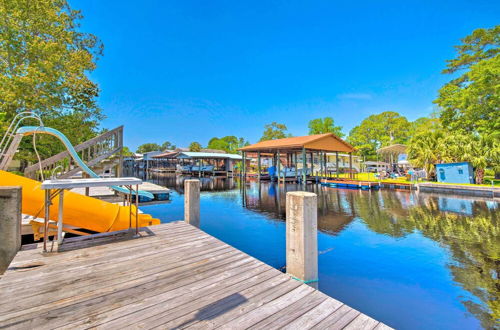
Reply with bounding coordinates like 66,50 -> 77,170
0,221 -> 390,329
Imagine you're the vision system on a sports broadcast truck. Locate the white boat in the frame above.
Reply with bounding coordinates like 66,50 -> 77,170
279,167 -> 311,177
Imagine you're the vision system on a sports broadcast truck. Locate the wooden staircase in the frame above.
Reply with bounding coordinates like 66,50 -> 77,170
23,126 -> 124,180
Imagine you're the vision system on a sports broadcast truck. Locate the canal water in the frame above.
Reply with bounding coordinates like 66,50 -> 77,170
137,172 -> 498,330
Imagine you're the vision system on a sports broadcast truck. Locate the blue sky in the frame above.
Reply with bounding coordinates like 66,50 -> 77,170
71,0 -> 498,151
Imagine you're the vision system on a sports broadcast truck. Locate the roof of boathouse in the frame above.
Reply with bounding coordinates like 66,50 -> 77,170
376,144 -> 407,155
152,148 -> 227,159
239,133 -> 355,153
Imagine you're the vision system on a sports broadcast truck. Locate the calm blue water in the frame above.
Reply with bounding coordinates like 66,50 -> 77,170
139,173 -> 499,329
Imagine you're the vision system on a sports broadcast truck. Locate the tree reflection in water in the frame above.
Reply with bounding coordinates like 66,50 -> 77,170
243,182 -> 499,329
135,172 -> 498,328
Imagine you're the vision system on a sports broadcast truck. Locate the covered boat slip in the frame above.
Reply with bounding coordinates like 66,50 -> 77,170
151,151 -> 243,177
239,133 -> 357,183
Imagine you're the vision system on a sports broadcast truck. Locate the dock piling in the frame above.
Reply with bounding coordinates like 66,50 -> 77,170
0,186 -> 22,274
184,179 -> 200,228
286,191 -> 318,288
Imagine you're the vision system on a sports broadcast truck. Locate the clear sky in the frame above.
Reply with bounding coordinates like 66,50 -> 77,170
71,0 -> 498,151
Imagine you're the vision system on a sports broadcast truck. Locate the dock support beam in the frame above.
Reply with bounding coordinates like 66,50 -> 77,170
349,152 -> 353,179
302,147 -> 306,183
319,151 -> 323,180
286,191 -> 318,288
277,150 -> 281,183
310,152 -> 314,176
184,180 -> 200,228
242,152 -> 246,180
336,151 -> 339,179
257,151 -> 261,181
294,152 -> 298,182
324,152 -> 327,178
0,186 -> 22,274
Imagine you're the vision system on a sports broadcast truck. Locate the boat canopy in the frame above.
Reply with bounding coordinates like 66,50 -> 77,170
239,133 -> 354,153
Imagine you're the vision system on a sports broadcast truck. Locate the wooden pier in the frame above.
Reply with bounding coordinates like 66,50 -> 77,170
69,181 -> 171,202
0,221 -> 390,329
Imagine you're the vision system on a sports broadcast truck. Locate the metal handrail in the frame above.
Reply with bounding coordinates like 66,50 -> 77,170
0,112 -> 42,150
0,112 -> 43,155
23,126 -> 123,176
0,112 -> 44,170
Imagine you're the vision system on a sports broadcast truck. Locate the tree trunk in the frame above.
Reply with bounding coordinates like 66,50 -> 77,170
475,168 -> 484,185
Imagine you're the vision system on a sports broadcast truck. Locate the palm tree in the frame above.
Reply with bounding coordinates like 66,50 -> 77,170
407,130 -> 446,178
462,133 -> 500,184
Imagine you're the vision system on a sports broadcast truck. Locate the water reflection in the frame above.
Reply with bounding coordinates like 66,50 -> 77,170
242,181 -> 499,329
140,172 -> 499,329
127,170 -> 237,193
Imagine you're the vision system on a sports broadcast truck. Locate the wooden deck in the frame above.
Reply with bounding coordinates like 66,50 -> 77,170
0,222 -> 390,329
70,181 -> 170,197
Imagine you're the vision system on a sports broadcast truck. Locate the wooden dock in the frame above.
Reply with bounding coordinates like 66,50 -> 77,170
0,222 -> 389,329
70,181 -> 171,202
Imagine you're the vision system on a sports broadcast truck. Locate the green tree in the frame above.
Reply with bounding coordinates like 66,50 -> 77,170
410,116 -> 440,136
407,127 -> 500,183
189,142 -> 202,152
461,132 -> 500,184
121,146 -> 134,157
238,137 -> 250,149
348,111 -> 411,158
435,25 -> 500,135
207,137 -> 226,151
161,141 -> 176,151
207,136 -> 247,153
0,0 -> 104,166
407,129 -> 447,178
259,122 -> 291,141
136,143 -> 161,154
308,117 -> 344,137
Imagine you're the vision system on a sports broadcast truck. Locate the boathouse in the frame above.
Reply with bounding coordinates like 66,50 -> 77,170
175,151 -> 243,176
239,133 -> 355,182
376,144 -> 408,171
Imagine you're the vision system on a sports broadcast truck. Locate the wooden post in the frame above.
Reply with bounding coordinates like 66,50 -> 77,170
309,152 -> 314,175
0,187 -> 22,274
294,152 -> 298,181
277,150 -> 281,183
301,147 -> 306,183
286,191 -> 318,288
319,151 -> 323,180
184,180 -> 200,228
349,152 -> 353,179
324,152 -> 327,178
336,151 -> 339,179
242,152 -> 246,180
117,148 -> 123,178
83,172 -> 90,196
257,151 -> 261,181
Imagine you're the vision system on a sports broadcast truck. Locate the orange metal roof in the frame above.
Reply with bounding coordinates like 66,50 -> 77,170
239,133 -> 355,153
